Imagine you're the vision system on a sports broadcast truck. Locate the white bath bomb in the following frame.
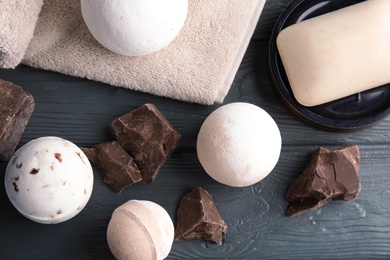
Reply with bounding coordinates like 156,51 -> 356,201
5,137 -> 93,224
81,0 -> 188,56
107,200 -> 174,260
197,102 -> 282,187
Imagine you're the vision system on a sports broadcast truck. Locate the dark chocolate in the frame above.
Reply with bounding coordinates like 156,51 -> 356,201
110,104 -> 181,182
286,144 -> 361,217
174,187 -> 227,243
0,80 -> 35,161
82,141 -> 142,193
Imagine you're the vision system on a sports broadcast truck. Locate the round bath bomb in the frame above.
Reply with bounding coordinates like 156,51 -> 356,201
5,137 -> 93,224
107,200 -> 174,260
81,0 -> 188,56
197,102 -> 282,187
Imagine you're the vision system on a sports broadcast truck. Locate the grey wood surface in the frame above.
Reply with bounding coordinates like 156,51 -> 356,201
1,0 -> 390,259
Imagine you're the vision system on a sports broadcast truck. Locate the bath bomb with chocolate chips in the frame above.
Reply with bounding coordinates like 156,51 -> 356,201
81,0 -> 188,56
5,137 -> 93,224
197,102 -> 282,187
107,200 -> 174,260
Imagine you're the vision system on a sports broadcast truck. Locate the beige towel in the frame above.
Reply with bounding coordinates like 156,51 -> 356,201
0,0 -> 43,68
3,0 -> 266,105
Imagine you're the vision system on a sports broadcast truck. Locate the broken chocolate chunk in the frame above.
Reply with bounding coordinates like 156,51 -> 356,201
82,141 -> 142,193
110,104 -> 181,183
286,144 -> 361,217
0,80 -> 35,161
174,187 -> 227,243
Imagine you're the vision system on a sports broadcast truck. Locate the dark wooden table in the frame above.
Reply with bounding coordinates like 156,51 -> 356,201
1,0 -> 390,259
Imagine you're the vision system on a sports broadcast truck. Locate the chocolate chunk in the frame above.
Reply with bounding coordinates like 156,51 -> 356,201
110,104 -> 181,182
286,144 -> 361,217
174,187 -> 227,243
0,80 -> 35,161
82,141 -> 142,193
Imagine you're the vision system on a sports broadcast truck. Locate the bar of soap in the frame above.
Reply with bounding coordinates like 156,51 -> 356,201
0,80 -> 35,161
286,144 -> 361,217
276,0 -> 390,106
110,104 -> 181,182
81,141 -> 142,193
174,187 -> 227,243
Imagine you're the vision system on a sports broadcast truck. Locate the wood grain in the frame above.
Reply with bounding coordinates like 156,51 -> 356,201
1,0 -> 390,259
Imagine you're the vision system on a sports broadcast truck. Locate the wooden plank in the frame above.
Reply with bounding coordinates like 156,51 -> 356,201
1,0 -> 390,259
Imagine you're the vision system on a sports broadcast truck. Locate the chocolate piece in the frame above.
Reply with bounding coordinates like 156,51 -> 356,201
0,80 -> 35,161
174,187 -> 227,243
81,141 -> 142,193
286,144 -> 361,217
110,104 -> 181,182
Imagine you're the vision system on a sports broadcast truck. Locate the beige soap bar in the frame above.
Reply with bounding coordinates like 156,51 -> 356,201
277,0 -> 390,107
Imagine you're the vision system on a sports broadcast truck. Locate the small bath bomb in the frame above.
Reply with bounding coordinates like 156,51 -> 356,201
5,136 -> 93,224
81,0 -> 188,56
197,102 -> 282,187
107,200 -> 174,260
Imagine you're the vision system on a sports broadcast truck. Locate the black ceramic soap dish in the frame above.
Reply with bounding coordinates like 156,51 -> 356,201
268,0 -> 390,132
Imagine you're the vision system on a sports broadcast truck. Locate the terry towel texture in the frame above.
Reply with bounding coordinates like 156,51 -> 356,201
3,0 -> 266,105
0,0 -> 43,68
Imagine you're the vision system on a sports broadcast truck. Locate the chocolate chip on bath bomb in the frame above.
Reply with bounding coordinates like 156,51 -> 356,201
110,103 -> 181,183
0,79 -> 35,161
286,144 -> 361,217
82,141 -> 142,193
174,187 -> 227,244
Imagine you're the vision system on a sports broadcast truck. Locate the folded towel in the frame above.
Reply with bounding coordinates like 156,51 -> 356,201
2,0 -> 265,105
0,0 -> 43,68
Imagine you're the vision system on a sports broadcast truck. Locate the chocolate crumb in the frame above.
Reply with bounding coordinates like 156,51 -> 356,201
16,163 -> 22,169
84,188 -> 87,195
12,182 -> 19,192
76,152 -> 86,164
30,168 -> 39,175
57,210 -> 62,215
50,165 -> 54,171
54,153 -> 62,162
12,156 -> 18,165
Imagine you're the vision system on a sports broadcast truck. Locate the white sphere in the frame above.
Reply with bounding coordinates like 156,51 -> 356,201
81,0 -> 188,56
5,137 -> 94,224
107,200 -> 174,260
197,102 -> 282,187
